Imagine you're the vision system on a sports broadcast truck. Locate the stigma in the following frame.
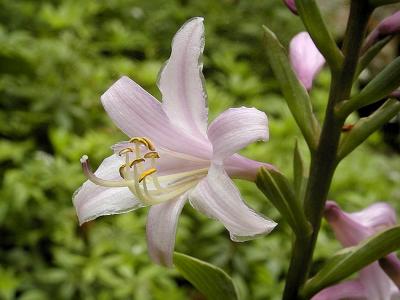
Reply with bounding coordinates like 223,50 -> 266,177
80,137 -> 207,206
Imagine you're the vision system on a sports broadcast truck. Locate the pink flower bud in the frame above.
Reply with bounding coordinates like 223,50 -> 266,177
283,0 -> 297,15
364,11 -> 400,50
289,32 -> 325,91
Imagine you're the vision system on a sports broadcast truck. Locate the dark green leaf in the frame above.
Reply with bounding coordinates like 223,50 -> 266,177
302,225 -> 400,298
173,252 -> 239,300
338,99 -> 400,160
256,167 -> 311,237
339,57 -> 400,117
263,25 -> 320,150
295,0 -> 343,70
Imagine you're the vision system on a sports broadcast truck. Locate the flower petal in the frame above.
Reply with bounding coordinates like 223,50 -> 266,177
359,263 -> 393,300
158,17 -> 208,139
349,202 -> 397,230
112,141 -> 210,176
207,107 -> 269,162
101,76 -> 211,159
73,155 -> 142,224
289,32 -> 325,90
311,280 -> 366,300
324,201 -> 372,247
189,164 -> 276,241
146,195 -> 187,267
224,153 -> 276,181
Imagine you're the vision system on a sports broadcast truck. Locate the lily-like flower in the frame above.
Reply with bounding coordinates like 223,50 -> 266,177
73,17 -> 277,267
364,11 -> 400,51
289,32 -> 325,91
283,0 -> 297,15
312,201 -> 400,300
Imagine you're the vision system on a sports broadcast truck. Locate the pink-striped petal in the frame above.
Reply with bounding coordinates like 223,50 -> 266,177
359,263 -> 393,300
311,280 -> 366,300
349,202 -> 397,230
112,141 -> 210,176
158,17 -> 208,139
101,76 -> 211,159
324,201 -> 372,247
189,164 -> 276,241
207,107 -> 269,163
146,195 -> 187,267
73,155 -> 142,224
224,153 -> 277,181
289,32 -> 325,91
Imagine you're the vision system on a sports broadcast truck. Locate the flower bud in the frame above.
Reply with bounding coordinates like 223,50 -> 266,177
364,11 -> 400,50
283,0 -> 297,15
289,32 -> 325,91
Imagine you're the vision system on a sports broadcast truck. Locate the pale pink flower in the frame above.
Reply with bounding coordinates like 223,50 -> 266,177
73,17 -> 277,267
312,201 -> 400,300
289,32 -> 325,91
364,11 -> 400,51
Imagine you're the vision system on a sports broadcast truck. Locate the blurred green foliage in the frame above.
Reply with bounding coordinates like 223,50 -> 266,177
0,0 -> 399,299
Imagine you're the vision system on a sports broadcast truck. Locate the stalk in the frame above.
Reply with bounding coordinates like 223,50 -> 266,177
282,2 -> 372,299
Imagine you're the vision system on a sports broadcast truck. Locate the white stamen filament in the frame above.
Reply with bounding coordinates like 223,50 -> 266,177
81,137 -> 209,206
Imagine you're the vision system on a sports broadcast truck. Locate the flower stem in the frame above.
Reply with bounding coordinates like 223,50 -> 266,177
282,2 -> 372,299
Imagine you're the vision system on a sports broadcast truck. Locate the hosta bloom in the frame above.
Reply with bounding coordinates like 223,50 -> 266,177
73,17 -> 277,267
289,32 -> 325,91
364,11 -> 400,51
312,201 -> 400,300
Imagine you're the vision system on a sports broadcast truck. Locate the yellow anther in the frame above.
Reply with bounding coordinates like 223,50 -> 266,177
129,158 -> 145,167
139,168 -> 157,183
129,137 -> 150,148
119,164 -> 126,178
144,151 -> 160,159
141,137 -> 156,151
118,147 -> 134,156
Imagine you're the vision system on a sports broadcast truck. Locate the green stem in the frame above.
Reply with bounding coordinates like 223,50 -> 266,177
282,2 -> 372,299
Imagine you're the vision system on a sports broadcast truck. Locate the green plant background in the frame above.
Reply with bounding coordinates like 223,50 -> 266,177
0,1 -> 399,299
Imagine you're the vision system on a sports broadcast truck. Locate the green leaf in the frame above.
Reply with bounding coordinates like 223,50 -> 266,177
256,167 -> 311,237
293,140 -> 308,203
295,0 -> 343,71
263,26 -> 320,150
173,252 -> 239,300
357,36 -> 392,77
338,99 -> 400,160
301,225 -> 400,298
339,56 -> 400,117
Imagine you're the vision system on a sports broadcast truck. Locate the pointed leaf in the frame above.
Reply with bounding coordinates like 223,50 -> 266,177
256,167 -> 311,237
338,99 -> 400,160
302,225 -> 400,298
295,0 -> 343,70
339,56 -> 400,117
263,26 -> 320,150
174,252 -> 239,300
